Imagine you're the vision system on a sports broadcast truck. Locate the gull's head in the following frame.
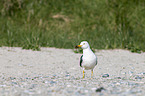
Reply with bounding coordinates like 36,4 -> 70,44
76,41 -> 90,49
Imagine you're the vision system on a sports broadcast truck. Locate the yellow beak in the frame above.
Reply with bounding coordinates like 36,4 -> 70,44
75,45 -> 82,48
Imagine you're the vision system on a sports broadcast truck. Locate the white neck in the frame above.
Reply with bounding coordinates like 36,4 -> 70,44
83,47 -> 93,56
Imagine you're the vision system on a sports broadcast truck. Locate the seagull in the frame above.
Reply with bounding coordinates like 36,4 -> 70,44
76,41 -> 97,78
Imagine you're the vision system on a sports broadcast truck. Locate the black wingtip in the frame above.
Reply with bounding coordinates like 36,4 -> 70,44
80,55 -> 83,67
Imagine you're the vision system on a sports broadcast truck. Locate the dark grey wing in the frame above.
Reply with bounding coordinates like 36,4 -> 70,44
96,55 -> 98,65
80,55 -> 83,67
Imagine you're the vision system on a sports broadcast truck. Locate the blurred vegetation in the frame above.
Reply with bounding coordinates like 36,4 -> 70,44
0,0 -> 145,52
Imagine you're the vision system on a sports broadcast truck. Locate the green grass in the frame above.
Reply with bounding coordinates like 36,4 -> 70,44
0,0 -> 145,52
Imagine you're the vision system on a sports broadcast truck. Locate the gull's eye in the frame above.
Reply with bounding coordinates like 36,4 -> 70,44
83,43 -> 85,45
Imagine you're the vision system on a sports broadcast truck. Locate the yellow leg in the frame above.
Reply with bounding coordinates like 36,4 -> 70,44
83,70 -> 85,79
91,70 -> 93,79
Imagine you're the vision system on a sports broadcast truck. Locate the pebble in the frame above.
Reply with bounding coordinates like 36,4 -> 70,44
135,76 -> 142,79
18,63 -> 25,66
65,74 -> 70,77
139,72 -> 145,75
10,77 -> 16,80
96,87 -> 105,92
25,77 -> 31,79
11,82 -> 17,85
102,74 -> 109,78
33,77 -> 39,79
50,81 -> 57,84
141,72 -> 145,75
114,77 -> 121,79
43,80 -> 49,84
128,71 -> 134,75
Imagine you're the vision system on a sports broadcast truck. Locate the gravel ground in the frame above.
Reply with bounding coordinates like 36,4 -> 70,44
0,47 -> 145,96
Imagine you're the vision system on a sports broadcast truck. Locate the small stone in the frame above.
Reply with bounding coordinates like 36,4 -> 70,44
33,77 -> 39,79
10,77 -> 16,80
43,80 -> 49,83
128,71 -> 134,74
65,74 -> 70,77
25,77 -> 30,79
102,74 -> 109,78
135,76 -> 142,79
139,72 -> 145,75
142,72 -> 145,75
18,63 -> 26,66
115,82 -> 120,85
115,77 -> 121,79
11,82 -> 17,85
96,87 -> 105,92
50,81 -> 56,84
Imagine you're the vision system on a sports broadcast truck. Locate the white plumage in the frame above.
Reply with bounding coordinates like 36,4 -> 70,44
76,41 -> 97,78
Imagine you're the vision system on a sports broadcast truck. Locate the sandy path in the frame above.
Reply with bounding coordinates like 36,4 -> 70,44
0,47 -> 145,96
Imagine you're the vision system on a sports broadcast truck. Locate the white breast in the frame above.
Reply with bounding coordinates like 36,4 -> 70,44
82,49 -> 97,70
